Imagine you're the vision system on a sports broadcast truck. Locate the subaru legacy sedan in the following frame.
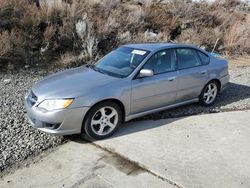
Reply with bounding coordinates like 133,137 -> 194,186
25,43 -> 229,139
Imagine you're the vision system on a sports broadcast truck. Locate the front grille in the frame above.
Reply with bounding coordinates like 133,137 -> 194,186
27,90 -> 38,107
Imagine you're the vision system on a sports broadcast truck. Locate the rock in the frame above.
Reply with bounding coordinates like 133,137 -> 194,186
148,31 -> 157,38
3,79 -> 11,84
75,19 -> 87,39
40,43 -> 50,54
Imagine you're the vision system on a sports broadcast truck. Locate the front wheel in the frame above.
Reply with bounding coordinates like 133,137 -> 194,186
199,81 -> 219,106
82,102 -> 122,140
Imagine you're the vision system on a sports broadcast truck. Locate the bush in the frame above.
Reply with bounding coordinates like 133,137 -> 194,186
0,0 -> 249,70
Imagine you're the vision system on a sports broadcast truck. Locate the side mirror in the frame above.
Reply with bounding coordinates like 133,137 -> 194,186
139,69 -> 154,78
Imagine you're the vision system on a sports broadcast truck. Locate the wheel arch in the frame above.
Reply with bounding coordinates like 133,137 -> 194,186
82,98 -> 126,131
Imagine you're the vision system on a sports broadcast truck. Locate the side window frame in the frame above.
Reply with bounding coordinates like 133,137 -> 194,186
142,49 -> 177,75
175,48 -> 208,70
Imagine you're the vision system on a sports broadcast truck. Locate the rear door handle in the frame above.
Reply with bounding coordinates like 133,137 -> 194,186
168,77 -> 176,81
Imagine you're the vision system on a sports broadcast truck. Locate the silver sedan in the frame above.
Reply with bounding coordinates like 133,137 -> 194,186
25,43 -> 229,139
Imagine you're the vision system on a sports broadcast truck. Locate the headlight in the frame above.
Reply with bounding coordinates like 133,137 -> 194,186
38,99 -> 74,111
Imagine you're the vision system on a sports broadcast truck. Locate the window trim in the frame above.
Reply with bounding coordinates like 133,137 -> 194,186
175,47 -> 210,71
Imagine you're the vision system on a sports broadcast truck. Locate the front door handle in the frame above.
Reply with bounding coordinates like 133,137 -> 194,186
168,77 -> 176,81
200,71 -> 207,75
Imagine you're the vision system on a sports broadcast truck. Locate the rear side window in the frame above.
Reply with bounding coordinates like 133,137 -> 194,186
197,51 -> 210,65
176,48 -> 201,69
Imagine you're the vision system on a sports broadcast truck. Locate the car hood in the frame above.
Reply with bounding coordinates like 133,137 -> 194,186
32,66 -> 119,100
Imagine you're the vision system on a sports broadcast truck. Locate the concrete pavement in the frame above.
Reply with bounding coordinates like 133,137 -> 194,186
96,110 -> 250,188
0,141 -> 173,188
1,110 -> 250,188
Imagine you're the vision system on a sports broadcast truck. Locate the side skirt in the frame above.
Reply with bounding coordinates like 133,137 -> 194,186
125,98 -> 199,122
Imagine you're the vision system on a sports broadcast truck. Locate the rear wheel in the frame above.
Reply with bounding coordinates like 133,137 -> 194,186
199,81 -> 219,106
83,101 -> 122,140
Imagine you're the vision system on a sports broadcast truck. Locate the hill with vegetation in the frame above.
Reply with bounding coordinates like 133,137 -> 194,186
0,0 -> 250,70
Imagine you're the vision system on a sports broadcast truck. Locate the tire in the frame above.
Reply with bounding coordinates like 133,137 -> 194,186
82,101 -> 122,140
199,81 -> 219,106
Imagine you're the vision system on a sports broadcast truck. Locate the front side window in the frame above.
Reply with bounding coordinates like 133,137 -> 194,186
143,49 -> 176,75
94,47 -> 149,78
176,48 -> 201,69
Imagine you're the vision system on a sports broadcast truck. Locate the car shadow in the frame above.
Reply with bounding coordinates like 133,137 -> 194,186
65,82 -> 250,142
111,117 -> 183,139
65,117 -> 182,143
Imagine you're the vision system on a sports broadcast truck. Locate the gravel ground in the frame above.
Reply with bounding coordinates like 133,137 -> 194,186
0,65 -> 250,175
0,69 -> 65,175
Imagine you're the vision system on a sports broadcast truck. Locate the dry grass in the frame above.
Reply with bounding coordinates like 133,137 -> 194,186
43,24 -> 56,43
0,32 -> 13,58
224,15 -> 250,55
0,31 -> 22,58
0,0 -> 250,70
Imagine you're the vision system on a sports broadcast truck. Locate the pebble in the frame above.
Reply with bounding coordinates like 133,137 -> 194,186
3,79 -> 11,84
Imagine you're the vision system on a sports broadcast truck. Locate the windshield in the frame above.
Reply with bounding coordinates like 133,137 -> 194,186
93,47 -> 150,78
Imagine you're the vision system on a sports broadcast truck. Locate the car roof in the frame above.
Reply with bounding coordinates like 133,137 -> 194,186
122,43 -> 200,52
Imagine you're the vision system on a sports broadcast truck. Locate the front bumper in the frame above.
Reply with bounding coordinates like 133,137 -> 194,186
24,97 -> 89,136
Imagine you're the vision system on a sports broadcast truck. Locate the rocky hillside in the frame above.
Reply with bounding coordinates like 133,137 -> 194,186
0,0 -> 250,70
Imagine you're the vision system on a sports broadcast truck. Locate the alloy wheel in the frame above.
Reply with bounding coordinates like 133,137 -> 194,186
203,82 -> 218,104
90,107 -> 118,136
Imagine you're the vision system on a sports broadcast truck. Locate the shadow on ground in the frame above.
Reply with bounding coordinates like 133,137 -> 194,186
65,117 -> 184,142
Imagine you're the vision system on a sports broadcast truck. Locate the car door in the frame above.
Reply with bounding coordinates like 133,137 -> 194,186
175,48 -> 209,103
131,49 -> 178,114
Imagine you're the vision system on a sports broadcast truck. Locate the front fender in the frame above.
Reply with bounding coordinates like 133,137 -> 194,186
69,79 -> 131,116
